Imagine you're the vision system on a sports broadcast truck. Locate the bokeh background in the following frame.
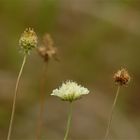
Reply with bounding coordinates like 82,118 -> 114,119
0,0 -> 140,139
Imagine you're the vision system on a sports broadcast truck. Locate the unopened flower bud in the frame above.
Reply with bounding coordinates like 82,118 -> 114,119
19,28 -> 37,54
114,68 -> 130,86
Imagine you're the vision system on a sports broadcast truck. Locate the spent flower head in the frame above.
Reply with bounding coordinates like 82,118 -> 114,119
51,81 -> 89,102
37,33 -> 58,62
19,28 -> 38,54
114,68 -> 130,86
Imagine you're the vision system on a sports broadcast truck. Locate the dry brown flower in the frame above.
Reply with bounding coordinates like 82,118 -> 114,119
37,34 -> 59,62
114,68 -> 130,86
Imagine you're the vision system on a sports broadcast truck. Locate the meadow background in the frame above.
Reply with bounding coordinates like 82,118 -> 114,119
0,0 -> 140,139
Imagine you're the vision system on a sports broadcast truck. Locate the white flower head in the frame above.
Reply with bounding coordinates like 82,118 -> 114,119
51,81 -> 89,102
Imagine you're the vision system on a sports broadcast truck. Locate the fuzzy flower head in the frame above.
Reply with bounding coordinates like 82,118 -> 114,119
19,28 -> 38,54
114,68 -> 130,86
51,81 -> 89,102
37,34 -> 58,62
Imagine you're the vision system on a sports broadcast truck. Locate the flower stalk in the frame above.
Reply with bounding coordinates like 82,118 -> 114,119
7,54 -> 27,140
104,85 -> 120,140
7,28 -> 37,140
51,81 -> 89,140
104,68 -> 130,140
64,102 -> 73,140
36,33 -> 58,140
36,63 -> 48,140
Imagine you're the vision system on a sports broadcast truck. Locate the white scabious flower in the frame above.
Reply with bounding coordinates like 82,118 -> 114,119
51,81 -> 89,102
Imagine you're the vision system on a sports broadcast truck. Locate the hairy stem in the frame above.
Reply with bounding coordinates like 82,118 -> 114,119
104,85 -> 120,140
64,102 -> 73,140
36,63 -> 48,140
7,55 -> 27,140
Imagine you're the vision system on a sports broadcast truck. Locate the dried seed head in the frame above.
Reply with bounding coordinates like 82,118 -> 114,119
19,28 -> 38,54
37,33 -> 58,62
114,68 -> 130,86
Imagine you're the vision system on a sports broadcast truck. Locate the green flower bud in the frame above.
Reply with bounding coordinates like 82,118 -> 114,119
19,28 -> 37,54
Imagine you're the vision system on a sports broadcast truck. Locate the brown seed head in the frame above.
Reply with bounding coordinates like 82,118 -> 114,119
114,68 -> 130,86
37,33 -> 59,62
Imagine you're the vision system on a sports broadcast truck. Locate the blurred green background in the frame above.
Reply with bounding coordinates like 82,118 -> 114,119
0,0 -> 140,139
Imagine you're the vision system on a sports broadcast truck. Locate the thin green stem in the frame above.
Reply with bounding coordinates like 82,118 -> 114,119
7,55 -> 27,140
104,85 -> 120,140
64,102 -> 73,140
36,63 -> 48,140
